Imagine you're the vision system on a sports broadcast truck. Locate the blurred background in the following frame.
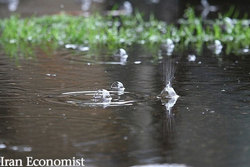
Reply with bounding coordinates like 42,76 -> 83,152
0,0 -> 249,20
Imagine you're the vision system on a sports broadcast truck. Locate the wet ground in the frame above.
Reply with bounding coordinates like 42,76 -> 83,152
0,0 -> 250,167
0,46 -> 250,167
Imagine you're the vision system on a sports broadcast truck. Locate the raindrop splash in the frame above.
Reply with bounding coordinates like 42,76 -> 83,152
188,54 -> 196,62
114,48 -> 128,65
92,89 -> 112,103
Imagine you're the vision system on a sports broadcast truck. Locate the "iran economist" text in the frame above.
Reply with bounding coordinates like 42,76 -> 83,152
0,157 -> 85,166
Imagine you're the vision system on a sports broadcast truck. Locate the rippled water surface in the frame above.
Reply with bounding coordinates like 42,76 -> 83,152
0,46 -> 250,167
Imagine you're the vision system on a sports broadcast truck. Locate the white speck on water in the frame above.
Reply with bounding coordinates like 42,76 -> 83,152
0,144 -> 6,149
221,89 -> 226,92
87,63 -> 91,65
188,54 -> 196,62
134,61 -> 141,64
198,61 -> 202,64
202,112 -> 205,115
210,110 -> 215,114
9,146 -> 32,152
123,136 -> 128,140
46,73 -> 56,77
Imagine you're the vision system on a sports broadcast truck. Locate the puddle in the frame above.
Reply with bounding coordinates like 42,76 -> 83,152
0,45 -> 249,167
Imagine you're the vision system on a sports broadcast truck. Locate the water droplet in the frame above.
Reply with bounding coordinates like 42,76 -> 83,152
188,54 -> 196,62
111,81 -> 125,92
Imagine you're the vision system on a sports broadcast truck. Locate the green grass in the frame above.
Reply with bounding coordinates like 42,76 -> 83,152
0,7 -> 249,57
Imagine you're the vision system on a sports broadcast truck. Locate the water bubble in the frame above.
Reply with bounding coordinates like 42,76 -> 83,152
115,48 -> 128,65
115,48 -> 128,58
188,54 -> 196,62
111,81 -> 125,91
92,89 -> 112,103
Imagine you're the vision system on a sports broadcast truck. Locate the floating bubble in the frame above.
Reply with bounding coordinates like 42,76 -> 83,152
114,48 -> 128,65
111,81 -> 125,92
92,89 -> 112,103
115,48 -> 128,58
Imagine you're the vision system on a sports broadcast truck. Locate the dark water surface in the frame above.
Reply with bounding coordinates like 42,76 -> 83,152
0,46 -> 249,167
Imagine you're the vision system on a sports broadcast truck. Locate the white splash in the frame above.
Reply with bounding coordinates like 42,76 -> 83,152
188,54 -> 196,62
